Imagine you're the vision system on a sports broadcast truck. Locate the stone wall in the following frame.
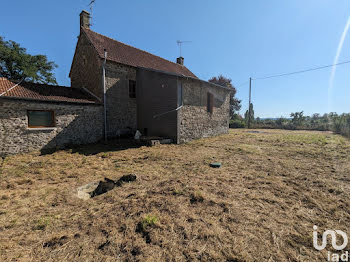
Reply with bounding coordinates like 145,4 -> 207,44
70,31 -> 102,99
105,61 -> 137,137
178,79 -> 230,143
69,30 -> 137,137
0,99 -> 103,156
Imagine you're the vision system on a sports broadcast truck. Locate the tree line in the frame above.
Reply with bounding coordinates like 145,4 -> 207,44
208,74 -> 350,139
254,111 -> 350,138
230,106 -> 350,138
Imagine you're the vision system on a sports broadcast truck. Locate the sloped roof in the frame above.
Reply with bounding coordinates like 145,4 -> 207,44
82,27 -> 197,78
0,78 -> 100,104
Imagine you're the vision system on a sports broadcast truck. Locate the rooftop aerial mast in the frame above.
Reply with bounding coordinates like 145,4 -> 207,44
88,0 -> 96,26
176,40 -> 192,57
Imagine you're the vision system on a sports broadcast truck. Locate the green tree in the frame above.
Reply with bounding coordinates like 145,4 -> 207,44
276,116 -> 286,127
310,113 -> 321,129
0,36 -> 57,84
208,75 -> 241,119
290,111 -> 305,128
312,113 -> 321,119
244,103 -> 255,126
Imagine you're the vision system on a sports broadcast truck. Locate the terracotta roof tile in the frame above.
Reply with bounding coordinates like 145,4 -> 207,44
0,78 -> 99,104
82,28 -> 197,78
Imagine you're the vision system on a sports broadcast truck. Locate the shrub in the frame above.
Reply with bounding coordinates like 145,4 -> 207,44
140,215 -> 158,231
229,119 -> 246,128
333,114 -> 350,138
33,216 -> 52,230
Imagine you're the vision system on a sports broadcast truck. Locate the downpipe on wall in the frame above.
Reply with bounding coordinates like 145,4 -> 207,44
103,49 -> 108,142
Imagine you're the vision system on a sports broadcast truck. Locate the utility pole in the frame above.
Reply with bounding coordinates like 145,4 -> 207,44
248,77 -> 252,129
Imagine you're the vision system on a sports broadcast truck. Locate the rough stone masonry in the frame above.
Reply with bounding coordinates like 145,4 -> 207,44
0,99 -> 103,156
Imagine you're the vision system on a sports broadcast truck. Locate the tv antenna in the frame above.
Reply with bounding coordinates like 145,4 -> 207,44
88,0 -> 96,26
177,40 -> 192,57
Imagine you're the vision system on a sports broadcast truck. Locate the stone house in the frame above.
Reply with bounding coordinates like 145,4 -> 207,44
0,10 -> 231,155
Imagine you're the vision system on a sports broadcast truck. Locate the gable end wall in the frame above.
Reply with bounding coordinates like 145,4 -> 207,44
70,31 -> 102,99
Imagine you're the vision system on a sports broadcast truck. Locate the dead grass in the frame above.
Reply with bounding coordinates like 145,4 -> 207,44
1,129 -> 350,261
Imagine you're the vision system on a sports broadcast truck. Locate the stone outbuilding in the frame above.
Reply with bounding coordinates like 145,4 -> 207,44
0,78 -> 102,156
0,10 -> 231,155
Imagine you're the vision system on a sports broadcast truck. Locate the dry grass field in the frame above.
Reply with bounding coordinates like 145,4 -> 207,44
1,129 -> 350,262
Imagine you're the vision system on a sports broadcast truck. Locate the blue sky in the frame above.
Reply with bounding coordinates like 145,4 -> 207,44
1,0 -> 349,117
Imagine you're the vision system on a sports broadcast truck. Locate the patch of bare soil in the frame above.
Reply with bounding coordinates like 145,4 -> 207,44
0,129 -> 350,261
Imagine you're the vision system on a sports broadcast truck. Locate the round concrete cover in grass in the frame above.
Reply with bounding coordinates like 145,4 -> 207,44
210,162 -> 222,168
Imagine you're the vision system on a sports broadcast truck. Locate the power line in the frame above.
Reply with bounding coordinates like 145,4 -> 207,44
243,59 -> 350,128
245,59 -> 350,128
252,59 -> 350,80
234,80 -> 250,88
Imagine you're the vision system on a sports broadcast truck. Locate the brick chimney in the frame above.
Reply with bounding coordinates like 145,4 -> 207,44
176,57 -> 184,66
80,10 -> 90,29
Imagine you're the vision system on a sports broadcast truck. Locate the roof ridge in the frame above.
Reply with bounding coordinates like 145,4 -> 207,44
0,77 -> 18,82
84,28 -> 189,70
0,78 -> 64,86
0,77 -> 99,104
25,83 -> 71,89
16,80 -> 72,89
0,78 -> 86,92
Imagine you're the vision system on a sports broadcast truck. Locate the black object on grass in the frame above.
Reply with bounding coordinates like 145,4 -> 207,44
210,162 -> 222,168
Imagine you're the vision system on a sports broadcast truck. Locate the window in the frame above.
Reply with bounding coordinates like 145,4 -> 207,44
129,80 -> 136,98
207,92 -> 214,113
27,110 -> 55,128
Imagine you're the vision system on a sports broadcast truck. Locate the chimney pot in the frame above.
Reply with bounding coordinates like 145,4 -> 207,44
80,10 -> 90,29
176,57 -> 184,66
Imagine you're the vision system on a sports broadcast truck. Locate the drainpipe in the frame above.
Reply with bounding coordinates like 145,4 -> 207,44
102,49 -> 107,142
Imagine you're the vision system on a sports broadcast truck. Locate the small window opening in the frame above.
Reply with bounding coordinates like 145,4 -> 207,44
207,92 -> 214,113
27,110 -> 55,128
129,80 -> 136,98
